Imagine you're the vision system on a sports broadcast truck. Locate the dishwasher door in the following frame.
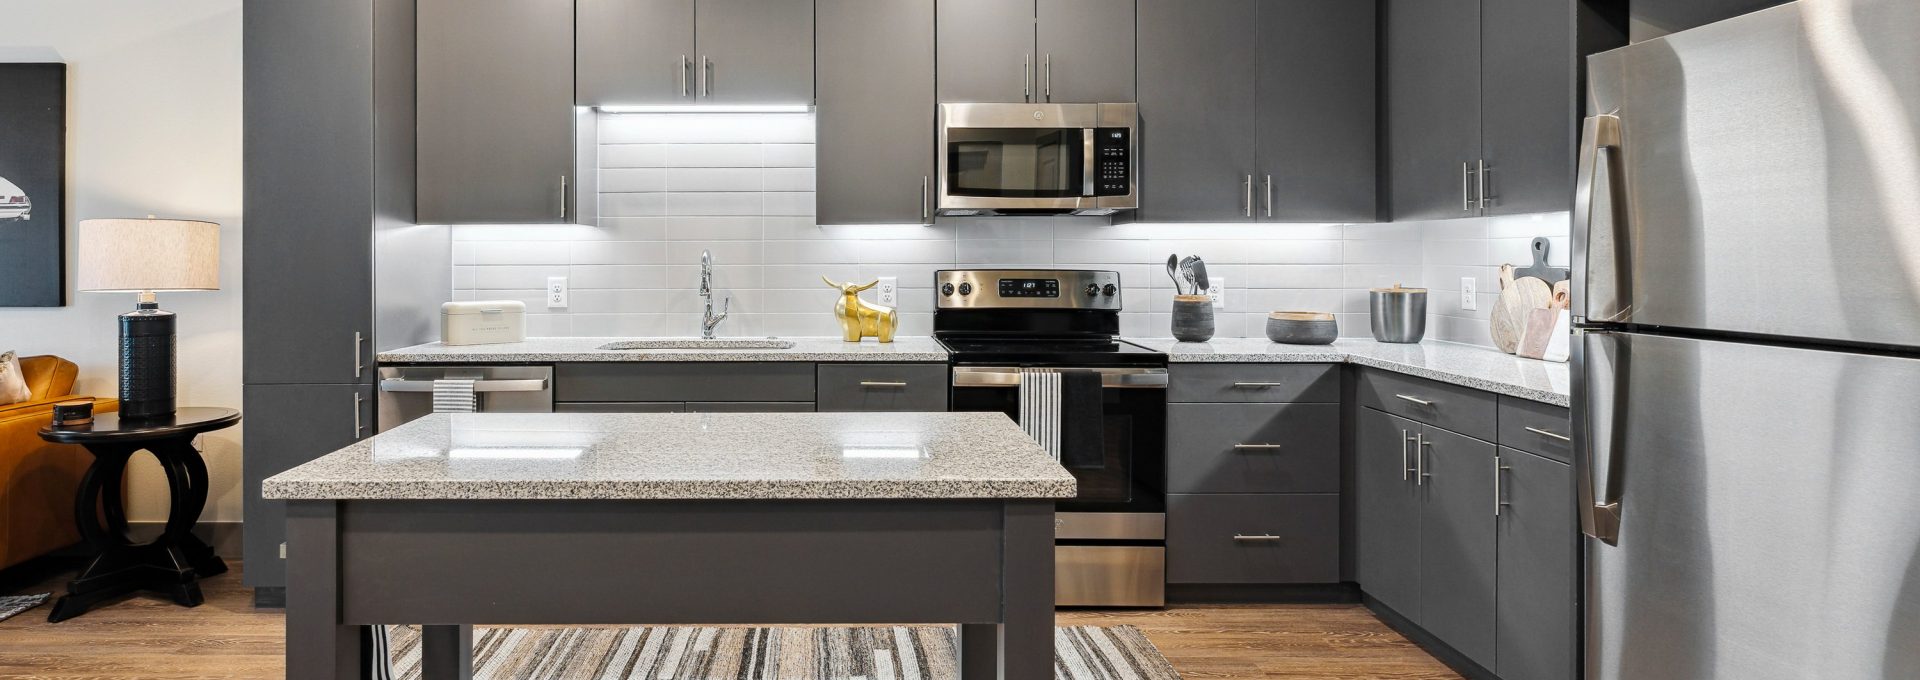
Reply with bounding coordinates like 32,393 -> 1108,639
376,365 -> 553,431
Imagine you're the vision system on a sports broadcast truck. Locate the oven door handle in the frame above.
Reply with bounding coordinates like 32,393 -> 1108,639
952,366 -> 1168,389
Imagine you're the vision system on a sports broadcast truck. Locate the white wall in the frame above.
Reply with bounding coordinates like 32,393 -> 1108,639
1416,212 -> 1573,347
0,0 -> 243,523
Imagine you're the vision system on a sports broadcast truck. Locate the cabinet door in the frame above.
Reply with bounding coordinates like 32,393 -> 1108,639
576,0 -> 696,106
242,383 -> 373,589
1417,425 -> 1498,669
242,0 -> 373,386
1382,0 -> 1481,221
938,0 -> 1037,103
1496,447 -> 1578,680
1479,0 -> 1572,215
418,0 -> 576,223
1035,0 -> 1136,103
1167,494 -> 1340,584
817,0 -> 936,224
1257,0 -> 1376,222
1135,0 -> 1258,222
1166,403 -> 1339,493
695,0 -> 814,104
1355,408 -> 1422,616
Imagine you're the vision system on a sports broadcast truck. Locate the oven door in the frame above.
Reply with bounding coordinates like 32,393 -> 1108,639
949,366 -> 1166,514
937,103 -> 1135,215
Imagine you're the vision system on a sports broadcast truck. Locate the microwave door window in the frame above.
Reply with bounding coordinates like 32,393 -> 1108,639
946,128 -> 1085,198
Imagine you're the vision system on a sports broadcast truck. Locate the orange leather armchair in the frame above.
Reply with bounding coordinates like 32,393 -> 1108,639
0,355 -> 118,570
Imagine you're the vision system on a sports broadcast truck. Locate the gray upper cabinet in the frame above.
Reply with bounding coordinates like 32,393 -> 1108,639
1382,0 -> 1482,222
937,0 -> 1036,103
1496,446 -> 1578,680
1417,424 -> 1498,670
1034,0 -> 1136,103
1135,0 -> 1258,222
694,0 -> 814,104
1478,0 -> 1574,216
576,0 -> 696,106
1356,407 -> 1423,617
418,0 -> 576,224
1256,0 -> 1376,222
817,0 -> 936,225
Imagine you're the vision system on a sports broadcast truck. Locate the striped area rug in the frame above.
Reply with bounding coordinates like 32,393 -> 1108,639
386,624 -> 1180,680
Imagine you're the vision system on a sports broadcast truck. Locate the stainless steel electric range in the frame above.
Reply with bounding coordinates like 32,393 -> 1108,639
933,269 -> 1167,608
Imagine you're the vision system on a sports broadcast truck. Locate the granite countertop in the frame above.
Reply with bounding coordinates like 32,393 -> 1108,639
261,411 -> 1076,501
1129,338 -> 1571,407
378,337 -> 949,363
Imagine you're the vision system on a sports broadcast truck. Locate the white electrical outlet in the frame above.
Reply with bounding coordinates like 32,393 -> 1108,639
1207,277 -> 1226,309
876,276 -> 898,306
1460,277 -> 1479,311
547,276 -> 569,309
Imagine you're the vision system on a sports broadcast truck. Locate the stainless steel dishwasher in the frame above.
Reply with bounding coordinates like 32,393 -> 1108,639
376,365 -> 553,432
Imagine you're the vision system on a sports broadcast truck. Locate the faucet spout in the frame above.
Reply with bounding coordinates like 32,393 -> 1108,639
700,249 -> 726,339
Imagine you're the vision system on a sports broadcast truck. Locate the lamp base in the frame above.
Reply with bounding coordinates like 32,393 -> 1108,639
119,301 -> 176,421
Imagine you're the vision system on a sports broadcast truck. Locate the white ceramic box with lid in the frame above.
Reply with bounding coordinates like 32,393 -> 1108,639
441,300 -> 526,345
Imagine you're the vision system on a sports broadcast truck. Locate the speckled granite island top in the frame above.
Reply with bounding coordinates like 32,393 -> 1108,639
377,337 -> 949,363
1130,338 -> 1571,407
261,411 -> 1076,501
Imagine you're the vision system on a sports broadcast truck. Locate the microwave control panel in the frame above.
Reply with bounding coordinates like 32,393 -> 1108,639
1094,128 -> 1132,196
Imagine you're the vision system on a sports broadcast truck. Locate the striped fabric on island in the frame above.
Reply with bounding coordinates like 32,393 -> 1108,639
387,624 -> 1180,680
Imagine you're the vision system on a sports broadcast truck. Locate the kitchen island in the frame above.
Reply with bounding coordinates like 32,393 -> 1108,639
262,411 -> 1075,680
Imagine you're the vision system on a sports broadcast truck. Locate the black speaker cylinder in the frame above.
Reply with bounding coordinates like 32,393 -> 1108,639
119,304 -> 176,421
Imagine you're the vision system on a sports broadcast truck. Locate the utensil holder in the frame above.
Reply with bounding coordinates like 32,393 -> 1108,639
1172,295 -> 1214,342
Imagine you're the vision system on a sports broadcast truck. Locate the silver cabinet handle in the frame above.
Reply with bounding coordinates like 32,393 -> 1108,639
353,332 -> 364,379
1023,53 -> 1031,101
1401,429 -> 1415,481
1416,433 -> 1429,485
921,176 -> 931,223
858,381 -> 908,388
1478,159 -> 1491,210
559,175 -> 568,221
679,55 -> 689,97
1394,393 -> 1433,406
1243,175 -> 1253,217
1044,53 -> 1052,100
1525,426 -> 1572,442
1463,161 -> 1475,212
1233,443 -> 1283,451
700,55 -> 711,97
1494,453 -> 1512,516
380,378 -> 549,393
1231,382 -> 1286,388
1232,534 -> 1282,542
353,392 -> 364,439
1263,174 -> 1273,217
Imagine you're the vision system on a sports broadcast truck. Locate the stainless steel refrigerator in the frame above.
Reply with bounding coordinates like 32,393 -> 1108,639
1574,1 -> 1920,678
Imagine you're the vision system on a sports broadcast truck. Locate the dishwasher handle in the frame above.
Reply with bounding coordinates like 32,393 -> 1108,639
379,378 -> 550,393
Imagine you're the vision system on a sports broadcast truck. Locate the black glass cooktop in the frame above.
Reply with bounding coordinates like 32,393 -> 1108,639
936,336 -> 1167,366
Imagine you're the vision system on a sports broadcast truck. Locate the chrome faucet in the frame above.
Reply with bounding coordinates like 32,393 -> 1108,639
699,249 -> 729,339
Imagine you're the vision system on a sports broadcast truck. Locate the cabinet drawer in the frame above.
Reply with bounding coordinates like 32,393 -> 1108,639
1356,369 -> 1498,441
1169,363 -> 1340,403
1498,397 -> 1572,464
1167,494 -> 1340,584
554,402 -> 684,413
685,402 -> 814,413
555,362 -> 815,403
1167,403 -> 1339,493
816,364 -> 948,412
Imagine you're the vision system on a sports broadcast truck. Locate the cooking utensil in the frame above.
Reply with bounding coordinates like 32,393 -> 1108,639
1165,254 -> 1183,294
1369,285 -> 1428,343
1490,265 -> 1554,353
1189,257 -> 1210,294
1178,256 -> 1199,296
1514,237 -> 1570,284
1266,311 -> 1338,345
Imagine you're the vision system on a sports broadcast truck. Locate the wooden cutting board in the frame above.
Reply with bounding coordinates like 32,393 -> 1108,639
1490,264 -> 1553,354
1517,280 -> 1572,359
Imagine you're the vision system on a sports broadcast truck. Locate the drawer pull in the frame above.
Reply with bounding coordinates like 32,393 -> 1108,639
1232,382 -> 1287,388
1232,534 -> 1283,542
858,381 -> 909,388
1524,426 -> 1572,442
1232,443 -> 1283,451
1394,393 -> 1434,406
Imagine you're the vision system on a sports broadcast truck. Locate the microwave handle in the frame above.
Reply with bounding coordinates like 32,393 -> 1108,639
1082,129 -> 1096,197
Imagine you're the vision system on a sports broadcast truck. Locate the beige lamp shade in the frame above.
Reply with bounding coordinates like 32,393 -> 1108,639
77,218 -> 221,292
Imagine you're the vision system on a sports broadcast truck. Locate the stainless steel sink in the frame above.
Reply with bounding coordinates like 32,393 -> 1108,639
596,338 -> 796,350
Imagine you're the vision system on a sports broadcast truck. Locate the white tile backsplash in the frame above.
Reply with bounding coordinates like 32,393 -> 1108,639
448,111 -> 1574,341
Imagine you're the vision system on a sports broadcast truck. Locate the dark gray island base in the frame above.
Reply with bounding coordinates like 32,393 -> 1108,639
265,412 -> 1076,680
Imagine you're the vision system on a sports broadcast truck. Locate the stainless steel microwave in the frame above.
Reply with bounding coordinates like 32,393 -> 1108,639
937,102 -> 1137,216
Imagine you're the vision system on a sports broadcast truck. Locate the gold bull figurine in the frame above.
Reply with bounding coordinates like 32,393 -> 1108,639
822,276 -> 898,343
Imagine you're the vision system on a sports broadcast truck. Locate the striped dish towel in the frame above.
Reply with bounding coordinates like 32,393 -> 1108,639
431,379 -> 476,413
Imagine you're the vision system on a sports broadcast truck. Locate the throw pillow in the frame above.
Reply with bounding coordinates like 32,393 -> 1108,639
0,351 -> 30,405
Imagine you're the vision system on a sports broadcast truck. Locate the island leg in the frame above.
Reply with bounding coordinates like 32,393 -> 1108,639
286,501 -> 374,680
961,501 -> 1056,679
421,625 -> 474,680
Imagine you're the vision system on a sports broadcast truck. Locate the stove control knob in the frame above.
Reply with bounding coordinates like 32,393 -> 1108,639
1102,283 -> 1118,297
1085,283 -> 1101,297
941,282 -> 955,296
958,282 -> 973,296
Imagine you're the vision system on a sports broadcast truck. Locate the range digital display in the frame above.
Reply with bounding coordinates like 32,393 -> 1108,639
998,278 -> 1060,298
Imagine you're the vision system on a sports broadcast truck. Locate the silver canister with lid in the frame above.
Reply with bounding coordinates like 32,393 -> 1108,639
1368,285 -> 1427,343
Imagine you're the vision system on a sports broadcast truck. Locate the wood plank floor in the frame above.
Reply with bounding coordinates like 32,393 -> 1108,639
0,562 -> 1459,679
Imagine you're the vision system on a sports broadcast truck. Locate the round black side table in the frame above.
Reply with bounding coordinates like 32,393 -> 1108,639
38,407 -> 241,623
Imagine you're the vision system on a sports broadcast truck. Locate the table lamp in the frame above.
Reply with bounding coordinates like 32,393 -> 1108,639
78,217 -> 220,421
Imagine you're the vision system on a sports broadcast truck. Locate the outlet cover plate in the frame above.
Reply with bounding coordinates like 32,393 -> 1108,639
876,277 -> 898,306
1460,277 -> 1477,311
547,276 -> 569,309
1207,277 -> 1225,308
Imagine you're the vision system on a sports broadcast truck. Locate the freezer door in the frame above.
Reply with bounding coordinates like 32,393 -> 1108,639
1577,1 -> 1920,347
1576,330 -> 1920,680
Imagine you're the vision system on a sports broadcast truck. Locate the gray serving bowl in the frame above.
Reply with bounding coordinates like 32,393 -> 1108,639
1265,311 -> 1339,345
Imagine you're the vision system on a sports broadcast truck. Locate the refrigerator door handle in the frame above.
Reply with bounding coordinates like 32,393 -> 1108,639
1576,330 -> 1625,545
1573,113 -> 1629,322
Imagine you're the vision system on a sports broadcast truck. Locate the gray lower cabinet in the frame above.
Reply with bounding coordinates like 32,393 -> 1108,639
1168,363 -> 1340,404
1256,0 -> 1376,222
816,0 -> 936,225
1382,0 -> 1482,222
1166,403 -> 1339,493
1355,407 -> 1423,616
576,0 -> 695,106
1416,424 -> 1498,670
242,383 -> 373,589
555,363 -> 816,403
816,364 -> 949,412
937,0 -> 1037,103
555,402 -> 686,413
417,0 -> 575,224
1496,446 -> 1577,680
685,402 -> 815,413
1166,494 -> 1340,584
1135,0 -> 1258,222
1034,0 -> 1136,103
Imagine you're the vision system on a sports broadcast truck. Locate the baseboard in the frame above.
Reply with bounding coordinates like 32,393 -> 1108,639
1362,594 -> 1498,680
126,520 -> 243,557
1167,582 -> 1361,605
254,586 -> 286,609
